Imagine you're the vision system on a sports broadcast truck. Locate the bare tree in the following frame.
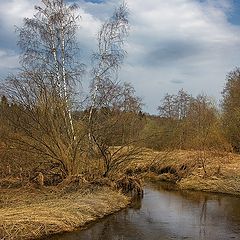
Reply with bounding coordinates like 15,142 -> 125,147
83,3 -> 144,178
222,68 -> 240,152
157,93 -> 176,119
88,81 -> 143,177
2,0 -> 86,177
2,0 -> 142,180
4,70 -> 88,178
88,2 -> 129,146
18,0 -> 84,139
158,89 -> 192,120
86,67 -> 143,178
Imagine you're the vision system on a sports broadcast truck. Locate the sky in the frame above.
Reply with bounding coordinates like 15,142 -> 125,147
0,0 -> 240,113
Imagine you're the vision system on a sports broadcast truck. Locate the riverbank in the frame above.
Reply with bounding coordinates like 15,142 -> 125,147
128,149 -> 240,196
1,149 -> 240,240
53,183 -> 240,240
0,186 -> 130,240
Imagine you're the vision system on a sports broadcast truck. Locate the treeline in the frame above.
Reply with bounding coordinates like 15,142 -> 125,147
139,69 -> 240,152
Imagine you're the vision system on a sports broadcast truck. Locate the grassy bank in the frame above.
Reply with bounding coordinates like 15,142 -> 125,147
127,149 -> 240,196
1,148 -> 240,240
0,186 -> 130,240
177,151 -> 240,196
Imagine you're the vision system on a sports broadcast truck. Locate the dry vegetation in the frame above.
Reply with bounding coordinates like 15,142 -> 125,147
0,186 -> 130,240
2,147 -> 240,240
2,0 -> 240,239
126,148 -> 240,195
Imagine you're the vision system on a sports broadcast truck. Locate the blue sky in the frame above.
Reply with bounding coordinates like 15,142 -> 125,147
228,1 -> 240,25
0,0 -> 240,113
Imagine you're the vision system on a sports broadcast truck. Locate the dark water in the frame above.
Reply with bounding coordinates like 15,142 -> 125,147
51,183 -> 240,240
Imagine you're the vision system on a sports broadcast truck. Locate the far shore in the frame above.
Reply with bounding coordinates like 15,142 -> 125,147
128,149 -> 240,196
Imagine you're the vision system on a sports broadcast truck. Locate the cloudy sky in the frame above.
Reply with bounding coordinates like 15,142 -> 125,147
0,0 -> 240,113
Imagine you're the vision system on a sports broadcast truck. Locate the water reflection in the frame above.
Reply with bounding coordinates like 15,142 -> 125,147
50,183 -> 240,240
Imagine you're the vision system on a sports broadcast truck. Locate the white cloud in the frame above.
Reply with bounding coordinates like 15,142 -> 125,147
119,0 -> 240,112
0,49 -> 19,77
0,0 -> 36,20
0,49 -> 18,65
0,0 -> 240,113
75,8 -> 102,53
0,0 -> 37,76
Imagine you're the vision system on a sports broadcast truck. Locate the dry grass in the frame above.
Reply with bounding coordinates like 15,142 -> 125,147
127,148 -> 240,195
177,151 -> 240,195
126,149 -> 199,179
1,148 -> 240,239
0,186 -> 130,240
179,176 -> 240,195
115,176 -> 143,197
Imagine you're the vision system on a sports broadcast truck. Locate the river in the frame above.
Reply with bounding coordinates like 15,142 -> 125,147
50,182 -> 240,240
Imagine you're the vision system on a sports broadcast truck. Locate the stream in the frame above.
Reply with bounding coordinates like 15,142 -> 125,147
50,182 -> 240,240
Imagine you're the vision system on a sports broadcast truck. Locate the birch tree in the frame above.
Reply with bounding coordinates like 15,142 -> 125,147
85,3 -> 143,177
3,0 -> 85,177
88,3 -> 129,146
18,0 -> 84,139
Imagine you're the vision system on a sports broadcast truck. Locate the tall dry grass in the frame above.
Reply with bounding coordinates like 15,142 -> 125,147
125,148 -> 240,195
0,187 -> 130,240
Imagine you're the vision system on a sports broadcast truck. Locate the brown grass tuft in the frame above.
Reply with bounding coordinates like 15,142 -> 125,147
115,176 -> 143,197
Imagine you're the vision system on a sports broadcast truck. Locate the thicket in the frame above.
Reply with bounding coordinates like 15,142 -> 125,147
0,0 -> 239,188
0,0 -> 143,187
